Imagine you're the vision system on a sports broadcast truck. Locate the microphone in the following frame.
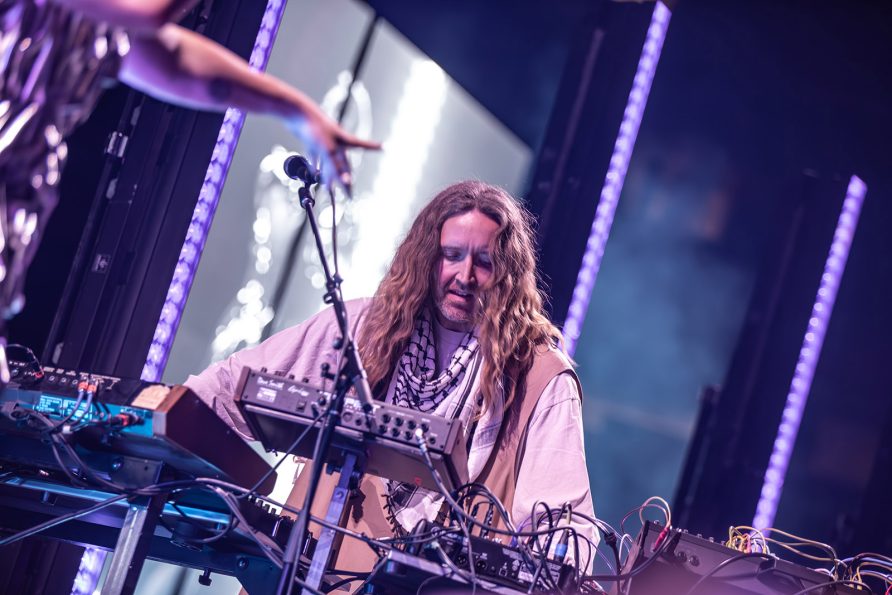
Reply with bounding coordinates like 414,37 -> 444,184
283,154 -> 320,185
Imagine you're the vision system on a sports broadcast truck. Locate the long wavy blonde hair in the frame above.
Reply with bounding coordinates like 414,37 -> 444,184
358,181 -> 564,414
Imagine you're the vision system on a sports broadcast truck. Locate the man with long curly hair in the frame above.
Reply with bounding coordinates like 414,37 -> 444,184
187,180 -> 596,575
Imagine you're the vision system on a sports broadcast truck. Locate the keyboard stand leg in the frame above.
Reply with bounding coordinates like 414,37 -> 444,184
101,493 -> 166,595
302,451 -> 360,595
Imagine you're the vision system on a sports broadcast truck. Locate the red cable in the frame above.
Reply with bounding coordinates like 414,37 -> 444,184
651,525 -> 671,552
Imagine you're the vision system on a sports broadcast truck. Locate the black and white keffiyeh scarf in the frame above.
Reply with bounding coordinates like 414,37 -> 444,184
392,314 -> 478,412
383,312 -> 504,534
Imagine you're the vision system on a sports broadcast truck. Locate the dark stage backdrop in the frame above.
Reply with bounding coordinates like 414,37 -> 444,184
563,0 -> 892,556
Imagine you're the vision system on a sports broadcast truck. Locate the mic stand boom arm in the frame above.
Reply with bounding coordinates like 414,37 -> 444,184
275,181 -> 375,595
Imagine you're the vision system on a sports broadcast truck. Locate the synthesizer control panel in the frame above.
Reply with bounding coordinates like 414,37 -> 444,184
1,360 -> 276,494
235,367 -> 469,491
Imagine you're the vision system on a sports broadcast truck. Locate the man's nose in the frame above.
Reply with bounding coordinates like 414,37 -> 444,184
455,256 -> 475,286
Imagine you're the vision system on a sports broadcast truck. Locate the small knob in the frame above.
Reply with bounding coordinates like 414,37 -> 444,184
198,569 -> 212,586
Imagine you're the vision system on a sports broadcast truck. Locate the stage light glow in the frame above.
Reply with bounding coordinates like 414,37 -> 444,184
344,59 -> 448,298
752,175 -> 867,532
563,1 -> 671,357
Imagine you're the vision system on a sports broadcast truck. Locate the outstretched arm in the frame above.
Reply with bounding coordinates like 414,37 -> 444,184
59,0 -> 378,186
118,23 -> 379,187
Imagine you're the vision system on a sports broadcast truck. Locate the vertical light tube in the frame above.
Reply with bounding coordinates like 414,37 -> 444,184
752,175 -> 867,532
563,2 -> 672,356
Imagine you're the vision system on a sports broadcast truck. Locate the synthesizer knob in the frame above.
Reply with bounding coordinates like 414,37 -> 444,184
407,420 -> 417,430
382,413 -> 391,424
394,417 -> 404,427
420,422 -> 429,432
391,427 -> 400,438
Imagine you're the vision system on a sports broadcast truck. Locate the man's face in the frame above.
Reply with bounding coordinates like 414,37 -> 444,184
433,209 -> 499,332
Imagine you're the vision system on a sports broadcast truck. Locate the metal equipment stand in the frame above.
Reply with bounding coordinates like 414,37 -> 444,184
275,165 -> 375,595
102,493 -> 167,594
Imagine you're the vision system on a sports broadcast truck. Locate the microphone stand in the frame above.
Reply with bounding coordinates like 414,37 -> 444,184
275,179 -> 375,595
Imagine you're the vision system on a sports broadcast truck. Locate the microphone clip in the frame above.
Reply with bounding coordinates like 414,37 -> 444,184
282,154 -> 320,186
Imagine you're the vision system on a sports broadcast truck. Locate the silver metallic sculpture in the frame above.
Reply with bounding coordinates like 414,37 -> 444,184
0,0 -> 128,379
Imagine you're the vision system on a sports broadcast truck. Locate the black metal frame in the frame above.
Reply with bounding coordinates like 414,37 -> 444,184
524,1 -> 658,325
672,173 -> 851,539
45,0 -> 268,379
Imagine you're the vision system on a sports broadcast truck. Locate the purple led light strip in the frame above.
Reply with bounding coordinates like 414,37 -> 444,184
563,2 -> 672,356
140,0 -> 288,383
71,4 -> 289,594
752,175 -> 867,532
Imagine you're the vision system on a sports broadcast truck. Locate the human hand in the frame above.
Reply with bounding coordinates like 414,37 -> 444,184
286,104 -> 380,194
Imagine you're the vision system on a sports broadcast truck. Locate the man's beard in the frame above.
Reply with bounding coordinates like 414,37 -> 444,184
435,292 -> 484,329
438,300 -> 473,327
